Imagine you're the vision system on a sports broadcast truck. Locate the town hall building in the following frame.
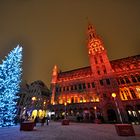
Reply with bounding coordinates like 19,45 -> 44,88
49,23 -> 140,123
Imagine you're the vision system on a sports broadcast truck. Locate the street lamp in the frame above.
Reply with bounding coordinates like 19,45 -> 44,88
94,106 -> 97,119
32,96 -> 36,101
64,102 -> 67,119
112,93 -> 123,123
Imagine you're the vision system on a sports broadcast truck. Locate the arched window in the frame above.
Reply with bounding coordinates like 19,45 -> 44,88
75,97 -> 78,103
124,76 -> 131,84
78,84 -> 82,90
124,89 -> 131,100
89,96 -> 93,102
102,65 -> 107,74
63,86 -> 65,92
96,66 -> 100,75
79,97 -> 83,103
136,74 -> 140,82
71,97 -> 74,103
91,82 -> 95,88
119,77 -> 125,84
71,85 -> 73,91
131,75 -> 137,83
100,55 -> 103,63
129,88 -> 137,99
120,90 -> 126,100
97,70 -> 100,75
87,83 -> 91,88
94,56 -> 98,64
74,85 -> 77,90
66,86 -> 69,91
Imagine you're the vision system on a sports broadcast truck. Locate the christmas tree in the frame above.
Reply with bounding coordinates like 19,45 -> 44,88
0,45 -> 22,127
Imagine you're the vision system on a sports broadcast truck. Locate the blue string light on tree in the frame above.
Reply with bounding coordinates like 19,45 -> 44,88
0,45 -> 22,127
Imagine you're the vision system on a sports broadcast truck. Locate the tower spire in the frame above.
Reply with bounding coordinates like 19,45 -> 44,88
86,22 -> 113,75
87,22 -> 105,55
87,22 -> 97,40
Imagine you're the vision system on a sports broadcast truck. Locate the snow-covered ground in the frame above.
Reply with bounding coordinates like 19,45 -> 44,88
0,121 -> 140,140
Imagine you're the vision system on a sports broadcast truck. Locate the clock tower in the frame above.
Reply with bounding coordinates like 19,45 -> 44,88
87,23 -> 113,76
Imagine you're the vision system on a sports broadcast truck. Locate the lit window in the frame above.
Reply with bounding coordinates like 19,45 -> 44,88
79,97 -> 83,103
130,89 -> 137,99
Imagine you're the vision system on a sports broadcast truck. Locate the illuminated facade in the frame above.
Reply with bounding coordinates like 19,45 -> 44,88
19,80 -> 51,119
50,23 -> 140,123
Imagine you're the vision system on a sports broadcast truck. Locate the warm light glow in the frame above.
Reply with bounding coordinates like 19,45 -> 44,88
32,110 -> 37,118
136,87 -> 140,93
67,99 -> 71,103
112,93 -> 116,98
32,96 -> 36,101
83,99 -> 86,102
64,102 -> 67,106
95,98 -> 99,102
91,99 -> 93,102
38,109 -> 43,118
94,106 -> 96,110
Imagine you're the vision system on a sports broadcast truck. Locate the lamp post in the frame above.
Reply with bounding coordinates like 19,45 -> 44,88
112,93 -> 123,123
62,102 -> 69,125
64,102 -> 67,119
32,96 -> 36,108
94,106 -> 97,119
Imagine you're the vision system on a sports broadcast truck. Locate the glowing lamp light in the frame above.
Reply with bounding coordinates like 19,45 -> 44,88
94,106 -> 97,110
32,96 -> 36,101
64,102 -> 67,106
112,93 -> 116,98
83,99 -> 86,102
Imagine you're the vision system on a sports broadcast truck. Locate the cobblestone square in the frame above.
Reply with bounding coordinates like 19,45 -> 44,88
0,121 -> 140,140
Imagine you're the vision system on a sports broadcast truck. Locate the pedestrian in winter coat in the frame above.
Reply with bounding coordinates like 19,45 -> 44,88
41,116 -> 46,126
34,116 -> 38,127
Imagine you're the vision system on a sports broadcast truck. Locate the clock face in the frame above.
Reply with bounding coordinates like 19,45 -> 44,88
88,39 -> 104,55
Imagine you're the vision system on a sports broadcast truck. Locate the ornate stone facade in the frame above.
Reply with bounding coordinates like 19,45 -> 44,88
50,23 -> 140,123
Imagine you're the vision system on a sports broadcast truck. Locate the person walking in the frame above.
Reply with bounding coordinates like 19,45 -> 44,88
41,116 -> 46,126
46,116 -> 49,125
34,116 -> 38,127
